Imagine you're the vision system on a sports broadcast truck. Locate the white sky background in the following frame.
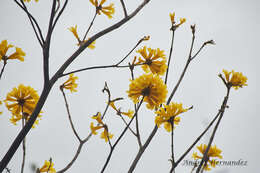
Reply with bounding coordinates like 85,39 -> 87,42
0,0 -> 259,172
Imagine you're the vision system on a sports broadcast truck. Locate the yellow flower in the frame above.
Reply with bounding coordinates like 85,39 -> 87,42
92,112 -> 104,125
109,101 -> 134,118
155,102 -> 188,132
4,84 -> 42,126
90,112 -> 114,142
222,69 -> 248,89
68,25 -> 80,43
192,144 -> 223,171
68,26 -> 96,48
90,122 -> 103,135
169,12 -> 175,24
127,74 -> 167,110
89,0 -> 115,18
136,46 -> 167,76
169,12 -> 186,29
100,129 -> 114,142
0,100 -> 2,115
39,160 -> 56,173
0,40 -> 25,62
61,74 -> 78,92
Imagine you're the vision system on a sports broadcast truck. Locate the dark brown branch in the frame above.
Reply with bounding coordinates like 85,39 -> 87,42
120,0 -> 128,17
14,0 -> 44,46
52,0 -> 151,82
52,0 -> 69,31
0,59 -> 7,80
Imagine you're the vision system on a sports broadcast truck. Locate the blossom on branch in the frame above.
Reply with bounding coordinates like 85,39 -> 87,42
39,160 -> 56,173
155,102 -> 188,132
68,25 -> 96,48
136,46 -> 167,76
0,40 -> 25,62
109,101 -> 134,118
127,74 -> 167,110
60,74 -> 78,93
222,69 -> 248,89
192,144 -> 223,171
169,12 -> 186,30
89,0 -> 115,18
4,84 -> 42,126
90,112 -> 113,142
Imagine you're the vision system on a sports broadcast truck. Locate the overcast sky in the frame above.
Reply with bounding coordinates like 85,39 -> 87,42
0,0 -> 259,173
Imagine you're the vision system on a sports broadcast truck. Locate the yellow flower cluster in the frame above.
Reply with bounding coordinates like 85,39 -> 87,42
109,101 -> 134,118
155,102 -> 188,132
90,112 -> 113,142
4,84 -> 42,126
89,0 -> 115,18
169,12 -> 186,29
68,25 -> 96,48
192,144 -> 223,171
136,46 -> 167,76
39,160 -> 56,173
127,74 -> 167,110
222,69 -> 248,89
61,74 -> 78,92
0,40 -> 25,62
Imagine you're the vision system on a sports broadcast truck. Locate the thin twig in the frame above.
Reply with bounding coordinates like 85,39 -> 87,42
52,0 -> 69,31
100,98 -> 144,173
62,63 -> 144,77
56,142 -> 84,173
47,158 -> 52,173
0,60 -> 7,80
21,116 -> 26,173
173,112 -> 221,169
60,88 -> 82,142
196,87 -> 231,173
15,0 -> 44,46
119,115 -> 137,135
83,12 -> 97,41
169,118 -> 175,173
165,30 -> 175,84
120,0 -> 128,17
116,37 -> 146,66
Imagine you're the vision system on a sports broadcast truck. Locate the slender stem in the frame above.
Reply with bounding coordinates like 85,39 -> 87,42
169,118 -> 175,173
60,88 -> 82,142
173,112 -> 221,169
21,117 -> 26,173
116,38 -> 143,66
83,12 -> 97,41
62,63 -> 143,77
165,30 -> 175,85
100,99 -> 144,173
0,60 -> 7,80
196,88 -> 230,173
15,0 -> 44,46
56,142 -> 84,173
52,0 -> 69,31
119,115 -> 137,136
120,0 -> 128,17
